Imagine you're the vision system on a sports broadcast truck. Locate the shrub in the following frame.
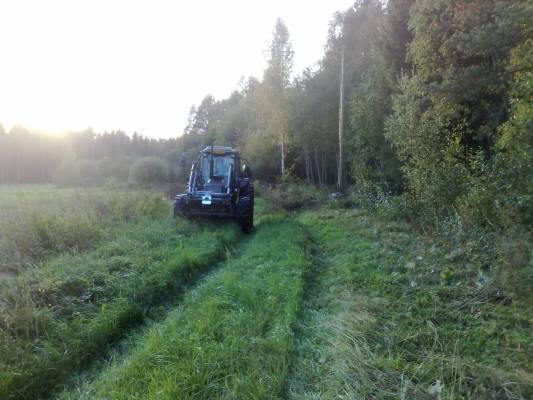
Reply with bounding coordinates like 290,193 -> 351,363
111,156 -> 134,182
261,175 -> 327,211
53,159 -> 101,187
77,159 -> 100,185
129,157 -> 169,185
97,157 -> 114,179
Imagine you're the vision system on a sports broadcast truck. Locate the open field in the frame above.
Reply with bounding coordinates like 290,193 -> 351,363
0,185 -> 531,399
0,185 -> 169,277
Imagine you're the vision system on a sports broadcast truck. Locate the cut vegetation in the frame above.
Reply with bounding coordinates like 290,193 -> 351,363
0,187 -> 242,400
289,209 -> 533,399
59,214 -> 312,400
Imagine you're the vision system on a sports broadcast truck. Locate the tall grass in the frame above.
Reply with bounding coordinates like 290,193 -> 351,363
59,215 -> 311,400
0,185 -> 167,274
0,188 -> 241,400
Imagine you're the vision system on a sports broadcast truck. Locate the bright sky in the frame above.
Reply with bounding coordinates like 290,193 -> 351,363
0,0 -> 354,138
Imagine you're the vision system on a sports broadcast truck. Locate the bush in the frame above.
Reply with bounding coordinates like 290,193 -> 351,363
261,175 -> 327,211
111,155 -> 134,182
349,184 -> 413,223
97,157 -> 114,179
77,159 -> 100,185
53,159 -> 101,187
129,157 -> 169,185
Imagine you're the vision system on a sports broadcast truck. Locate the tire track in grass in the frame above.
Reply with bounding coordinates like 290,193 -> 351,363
57,214 -> 312,400
1,216 -> 243,400
287,209 -> 379,399
289,208 -> 533,399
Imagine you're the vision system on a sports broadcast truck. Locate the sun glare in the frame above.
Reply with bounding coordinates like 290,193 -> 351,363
0,0 -> 354,138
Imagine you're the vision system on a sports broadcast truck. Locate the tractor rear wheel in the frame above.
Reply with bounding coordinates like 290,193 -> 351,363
248,183 -> 254,228
237,196 -> 253,233
174,198 -> 185,218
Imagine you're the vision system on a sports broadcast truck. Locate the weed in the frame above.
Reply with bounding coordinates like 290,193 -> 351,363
0,186 -> 168,274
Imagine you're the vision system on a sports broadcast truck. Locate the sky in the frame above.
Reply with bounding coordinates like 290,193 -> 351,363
0,0 -> 354,139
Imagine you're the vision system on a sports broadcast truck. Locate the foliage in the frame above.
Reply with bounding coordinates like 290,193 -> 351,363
53,158 -> 102,187
1,0 -> 531,237
175,0 -> 531,238
260,175 -> 327,211
385,0 -> 531,227
0,128 -> 179,185
128,156 -> 169,185
341,1 -> 408,191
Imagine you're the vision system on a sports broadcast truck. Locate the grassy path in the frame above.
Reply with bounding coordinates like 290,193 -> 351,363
288,208 -> 533,399
58,214 -> 312,399
1,214 -> 242,400
4,199 -> 530,399
287,209 -> 377,399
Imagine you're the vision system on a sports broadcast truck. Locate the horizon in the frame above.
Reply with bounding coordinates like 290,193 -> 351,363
0,0 -> 354,139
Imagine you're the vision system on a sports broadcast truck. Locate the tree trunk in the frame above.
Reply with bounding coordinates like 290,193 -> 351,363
304,146 -> 312,183
337,45 -> 345,190
322,151 -> 327,185
314,147 -> 322,185
16,149 -> 21,183
280,134 -> 285,175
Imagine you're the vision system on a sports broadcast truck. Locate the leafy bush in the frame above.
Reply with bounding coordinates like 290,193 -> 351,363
53,159 -> 102,187
129,156 -> 169,185
260,175 -> 327,211
111,156 -> 134,181
97,157 -> 114,179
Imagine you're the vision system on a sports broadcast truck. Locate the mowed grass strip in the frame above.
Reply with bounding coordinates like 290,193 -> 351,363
0,211 -> 241,400
289,209 -> 533,400
60,215 -> 311,400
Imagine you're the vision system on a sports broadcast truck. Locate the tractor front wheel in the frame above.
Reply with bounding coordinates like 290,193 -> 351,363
237,196 -> 253,233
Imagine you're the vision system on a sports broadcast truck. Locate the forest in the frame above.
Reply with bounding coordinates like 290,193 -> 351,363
2,0 -> 531,232
179,0 -> 532,233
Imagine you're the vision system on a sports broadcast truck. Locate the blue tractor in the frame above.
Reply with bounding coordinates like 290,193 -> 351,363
174,146 -> 254,232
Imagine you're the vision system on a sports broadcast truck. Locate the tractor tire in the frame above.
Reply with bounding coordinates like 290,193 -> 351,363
249,183 -> 254,228
237,196 -> 253,233
174,198 -> 185,218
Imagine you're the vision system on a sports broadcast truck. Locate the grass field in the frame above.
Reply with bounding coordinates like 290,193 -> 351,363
0,185 -> 531,399
0,185 -> 167,276
289,209 -> 533,399
58,215 -> 312,399
0,185 -> 241,399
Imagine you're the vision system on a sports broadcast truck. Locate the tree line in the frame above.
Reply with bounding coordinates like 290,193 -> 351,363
178,0 -> 532,229
0,126 -> 179,185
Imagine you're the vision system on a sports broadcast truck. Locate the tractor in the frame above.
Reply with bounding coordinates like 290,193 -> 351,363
174,146 -> 254,232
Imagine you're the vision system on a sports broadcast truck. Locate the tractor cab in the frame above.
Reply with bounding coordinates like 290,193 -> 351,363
195,146 -> 240,193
